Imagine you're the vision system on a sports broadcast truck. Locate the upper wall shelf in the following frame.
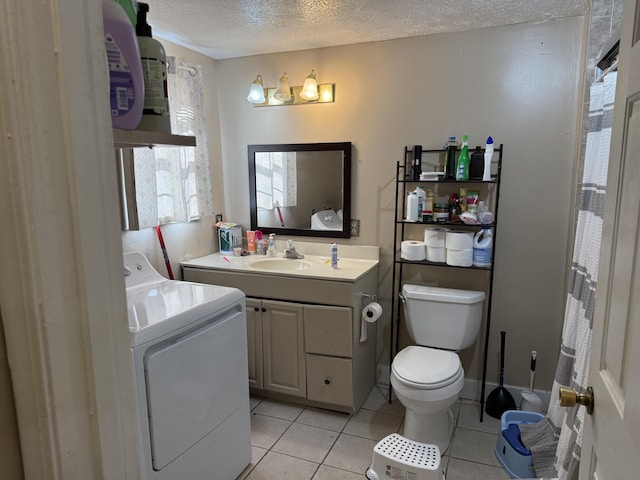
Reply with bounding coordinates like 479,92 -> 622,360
113,129 -> 196,149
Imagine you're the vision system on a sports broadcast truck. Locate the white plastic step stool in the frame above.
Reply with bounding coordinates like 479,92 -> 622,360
366,433 -> 444,480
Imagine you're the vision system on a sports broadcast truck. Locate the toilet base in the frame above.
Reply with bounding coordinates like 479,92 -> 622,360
403,407 -> 455,454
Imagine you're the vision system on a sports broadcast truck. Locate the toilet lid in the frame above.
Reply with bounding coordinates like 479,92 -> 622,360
392,346 -> 462,389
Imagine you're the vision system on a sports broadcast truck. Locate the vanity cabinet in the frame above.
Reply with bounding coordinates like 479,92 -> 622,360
182,263 -> 378,414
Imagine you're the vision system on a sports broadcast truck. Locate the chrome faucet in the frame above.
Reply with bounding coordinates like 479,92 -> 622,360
283,240 -> 304,259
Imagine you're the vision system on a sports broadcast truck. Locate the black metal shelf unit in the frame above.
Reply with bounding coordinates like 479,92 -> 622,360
389,144 -> 504,422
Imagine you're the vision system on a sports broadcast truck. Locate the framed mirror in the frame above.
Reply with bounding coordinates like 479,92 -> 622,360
248,142 -> 351,238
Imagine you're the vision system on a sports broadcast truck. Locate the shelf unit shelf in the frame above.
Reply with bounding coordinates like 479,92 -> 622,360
113,128 -> 196,149
389,144 -> 504,422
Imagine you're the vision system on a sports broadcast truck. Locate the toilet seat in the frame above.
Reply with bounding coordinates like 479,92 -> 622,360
392,346 -> 463,390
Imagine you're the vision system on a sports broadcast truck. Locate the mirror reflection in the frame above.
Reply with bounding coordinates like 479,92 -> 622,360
248,142 -> 351,238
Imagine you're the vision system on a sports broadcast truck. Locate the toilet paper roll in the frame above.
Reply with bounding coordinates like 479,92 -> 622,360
424,228 -> 446,247
401,240 -> 426,261
426,246 -> 446,263
360,301 -> 382,342
446,248 -> 473,267
445,231 -> 474,250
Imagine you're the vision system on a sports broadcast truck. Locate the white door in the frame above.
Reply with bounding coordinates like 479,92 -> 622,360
580,0 -> 640,476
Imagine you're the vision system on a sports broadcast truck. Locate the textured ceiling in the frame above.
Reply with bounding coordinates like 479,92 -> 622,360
146,0 -> 588,60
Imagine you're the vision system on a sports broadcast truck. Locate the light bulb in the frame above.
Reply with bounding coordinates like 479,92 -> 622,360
247,75 -> 265,104
299,69 -> 319,101
273,72 -> 292,102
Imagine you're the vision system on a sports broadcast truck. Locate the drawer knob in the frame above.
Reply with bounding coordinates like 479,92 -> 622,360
262,307 -> 267,312
324,378 -> 331,385
254,307 -> 260,312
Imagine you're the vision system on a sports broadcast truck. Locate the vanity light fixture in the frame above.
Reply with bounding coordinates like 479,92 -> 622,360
299,69 -> 319,101
247,75 -> 266,104
273,72 -> 292,102
246,70 -> 335,107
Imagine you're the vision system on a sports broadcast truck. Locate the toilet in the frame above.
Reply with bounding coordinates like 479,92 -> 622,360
391,284 -> 485,453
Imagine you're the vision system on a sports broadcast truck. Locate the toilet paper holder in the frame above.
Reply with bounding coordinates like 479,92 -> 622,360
361,292 -> 378,302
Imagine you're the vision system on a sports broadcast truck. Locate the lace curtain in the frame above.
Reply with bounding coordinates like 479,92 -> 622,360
133,58 -> 213,228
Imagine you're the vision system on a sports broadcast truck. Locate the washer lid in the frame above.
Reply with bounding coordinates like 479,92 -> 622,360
127,280 -> 244,347
392,346 -> 462,389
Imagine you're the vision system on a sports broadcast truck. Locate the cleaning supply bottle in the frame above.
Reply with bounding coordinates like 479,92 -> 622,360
405,191 -> 419,222
456,135 -> 470,181
102,0 -> 144,130
114,0 -> 138,25
136,2 -> 171,133
483,136 -> 494,181
331,242 -> 338,269
423,190 -> 434,222
473,226 -> 493,267
469,146 -> 484,179
413,186 -> 426,222
444,136 -> 458,180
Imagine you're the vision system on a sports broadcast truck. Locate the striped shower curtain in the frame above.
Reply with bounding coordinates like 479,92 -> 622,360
544,71 -> 617,479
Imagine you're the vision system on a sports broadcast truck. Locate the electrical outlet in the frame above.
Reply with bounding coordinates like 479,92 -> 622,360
215,214 -> 223,223
350,219 -> 360,237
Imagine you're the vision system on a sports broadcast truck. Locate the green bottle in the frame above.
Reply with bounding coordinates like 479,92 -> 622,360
456,135 -> 470,181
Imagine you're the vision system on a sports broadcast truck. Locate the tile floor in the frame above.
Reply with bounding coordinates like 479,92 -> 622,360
237,386 -> 511,479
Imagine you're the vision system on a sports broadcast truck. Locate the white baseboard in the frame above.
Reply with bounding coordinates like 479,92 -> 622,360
460,378 -> 551,413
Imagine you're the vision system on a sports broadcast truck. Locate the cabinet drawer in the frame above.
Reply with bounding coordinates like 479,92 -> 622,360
306,354 -> 353,408
304,305 -> 352,357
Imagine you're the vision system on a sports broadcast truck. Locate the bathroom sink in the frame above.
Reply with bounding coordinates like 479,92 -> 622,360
250,258 -> 314,271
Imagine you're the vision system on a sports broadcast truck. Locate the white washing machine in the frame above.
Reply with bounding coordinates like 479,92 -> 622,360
124,251 -> 251,480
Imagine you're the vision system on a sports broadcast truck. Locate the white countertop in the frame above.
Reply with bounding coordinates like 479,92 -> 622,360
181,243 -> 379,282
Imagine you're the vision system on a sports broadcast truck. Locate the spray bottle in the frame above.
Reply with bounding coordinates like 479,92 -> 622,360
456,135 -> 470,181
483,136 -> 494,181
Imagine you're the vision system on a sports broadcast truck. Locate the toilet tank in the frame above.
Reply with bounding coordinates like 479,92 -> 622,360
401,284 -> 485,350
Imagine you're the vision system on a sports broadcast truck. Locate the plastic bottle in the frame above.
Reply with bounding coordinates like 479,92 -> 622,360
102,0 -> 144,130
413,186 -> 426,222
114,0 -> 138,25
331,242 -> 338,269
136,2 -> 171,133
483,136 -> 494,181
473,227 -> 493,267
405,191 -> 419,222
456,135 -> 470,181
470,146 -> 484,179
412,145 -> 422,181
267,234 -> 276,257
445,136 -> 458,180
423,190 -> 434,222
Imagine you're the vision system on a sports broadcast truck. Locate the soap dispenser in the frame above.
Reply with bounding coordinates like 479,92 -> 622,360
136,2 -> 171,133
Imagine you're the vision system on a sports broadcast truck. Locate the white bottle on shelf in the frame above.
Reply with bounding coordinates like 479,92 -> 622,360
483,136 -> 494,181
405,192 -> 419,222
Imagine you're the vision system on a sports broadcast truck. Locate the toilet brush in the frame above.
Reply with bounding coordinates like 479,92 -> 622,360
520,351 -> 543,412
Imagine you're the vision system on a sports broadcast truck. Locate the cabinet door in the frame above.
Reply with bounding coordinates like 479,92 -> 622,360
262,300 -> 306,397
245,298 -> 263,390
304,305 -> 352,357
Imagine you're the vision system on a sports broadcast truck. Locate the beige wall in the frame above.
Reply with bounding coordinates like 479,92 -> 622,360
214,17 -> 585,392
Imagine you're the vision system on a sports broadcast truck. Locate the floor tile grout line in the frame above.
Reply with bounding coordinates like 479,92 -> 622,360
247,395 -> 503,479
